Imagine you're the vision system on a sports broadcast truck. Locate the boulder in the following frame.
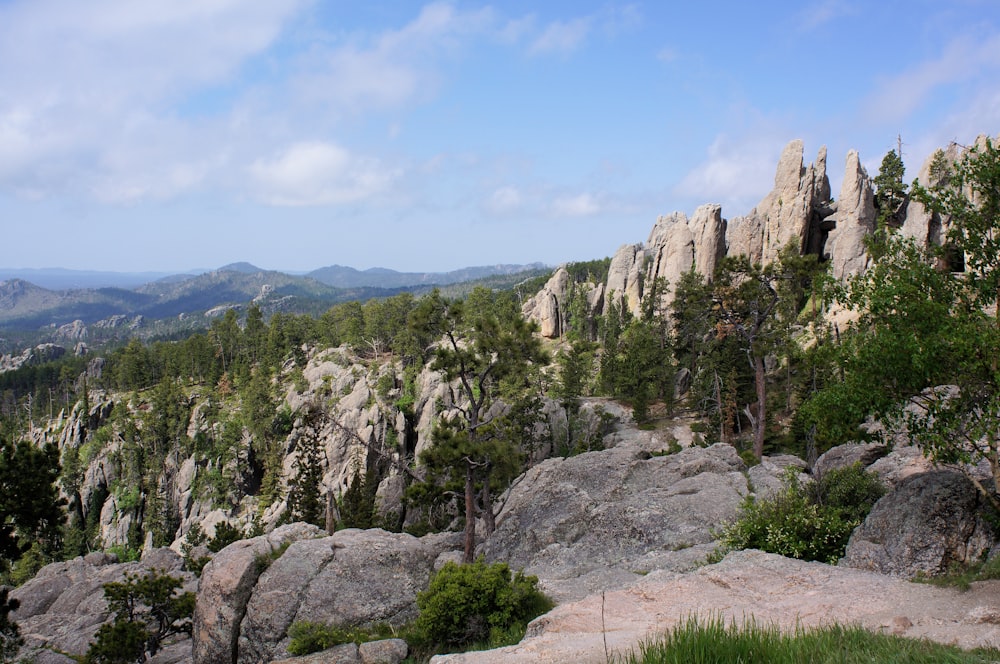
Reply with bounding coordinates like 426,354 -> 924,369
812,442 -> 889,477
358,639 -> 408,664
746,455 -> 809,501
233,529 -> 460,664
478,442 -> 748,601
842,470 -> 995,577
194,523 -> 326,664
270,643 -> 360,664
11,549 -> 193,663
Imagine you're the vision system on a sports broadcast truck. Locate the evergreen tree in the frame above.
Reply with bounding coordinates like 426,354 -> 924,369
0,586 -> 23,663
408,288 -> 549,562
287,422 -> 326,528
0,436 -> 64,568
873,148 -> 908,232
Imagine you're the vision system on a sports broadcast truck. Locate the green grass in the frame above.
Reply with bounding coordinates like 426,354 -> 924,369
616,616 -> 1000,664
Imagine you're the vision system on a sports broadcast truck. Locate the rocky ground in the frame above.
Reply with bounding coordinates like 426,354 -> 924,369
433,550 -> 1000,663
11,415 -> 1000,663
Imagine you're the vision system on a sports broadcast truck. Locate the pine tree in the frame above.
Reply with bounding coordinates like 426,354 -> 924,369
287,426 -> 325,528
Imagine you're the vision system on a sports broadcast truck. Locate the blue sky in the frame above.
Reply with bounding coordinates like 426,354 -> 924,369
1,0 -> 998,274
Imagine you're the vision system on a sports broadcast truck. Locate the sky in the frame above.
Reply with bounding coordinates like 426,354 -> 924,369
1,0 -> 998,274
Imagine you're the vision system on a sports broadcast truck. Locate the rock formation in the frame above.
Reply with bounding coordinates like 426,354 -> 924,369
11,548 -> 195,664
825,150 -> 876,280
645,204 -> 727,305
519,267 -> 604,339
726,140 -> 831,265
842,470 -> 996,577
0,343 -> 66,373
605,243 -> 645,317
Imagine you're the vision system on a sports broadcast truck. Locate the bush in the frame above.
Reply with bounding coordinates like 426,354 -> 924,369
207,521 -> 244,553
413,558 -> 552,651
286,621 -> 395,656
716,466 -> 883,565
808,463 -> 886,524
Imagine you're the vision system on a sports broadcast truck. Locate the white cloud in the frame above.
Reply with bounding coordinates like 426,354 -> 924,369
294,3 -> 496,114
549,192 -> 602,217
656,47 -> 679,63
249,141 -> 398,206
0,0 -> 307,200
675,133 -> 793,214
796,0 -> 856,31
864,31 -> 1000,124
528,17 -> 591,56
485,186 -> 523,215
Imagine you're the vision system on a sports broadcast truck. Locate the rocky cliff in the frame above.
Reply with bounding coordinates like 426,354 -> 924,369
524,136 -> 999,337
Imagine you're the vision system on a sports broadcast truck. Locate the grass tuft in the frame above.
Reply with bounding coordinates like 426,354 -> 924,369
615,615 -> 1000,664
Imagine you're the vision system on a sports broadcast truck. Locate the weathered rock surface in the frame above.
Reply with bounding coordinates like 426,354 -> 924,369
842,470 -> 995,577
479,442 -> 749,602
11,548 -> 195,663
235,529 -> 460,664
194,523 -> 326,664
520,267 -> 603,339
605,243 -> 645,317
0,342 -> 66,373
726,140 -> 830,265
431,550 -> 1000,663
812,441 -> 889,477
825,149 -> 876,280
645,204 -> 727,306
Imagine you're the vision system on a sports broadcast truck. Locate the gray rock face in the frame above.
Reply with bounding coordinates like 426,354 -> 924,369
194,526 -> 459,664
194,523 -> 326,664
11,549 -> 193,663
238,529 -> 442,663
726,140 -> 830,265
812,442 -> 889,477
645,204 -> 727,308
0,343 -> 67,373
521,267 -> 603,339
358,639 -> 408,664
270,643 -> 360,664
478,442 -> 748,601
900,141 -> 965,246
432,550 -> 1000,663
605,244 -> 645,317
842,470 -> 995,577
826,150 -> 876,280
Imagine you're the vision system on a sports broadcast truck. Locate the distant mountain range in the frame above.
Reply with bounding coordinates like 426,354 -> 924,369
304,263 -> 548,289
0,262 -> 550,332
0,262 -> 547,291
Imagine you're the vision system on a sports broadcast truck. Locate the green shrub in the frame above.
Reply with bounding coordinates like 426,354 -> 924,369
715,466 -> 883,565
207,521 -> 244,552
808,463 -> 886,524
413,558 -> 553,651
286,621 -> 395,656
